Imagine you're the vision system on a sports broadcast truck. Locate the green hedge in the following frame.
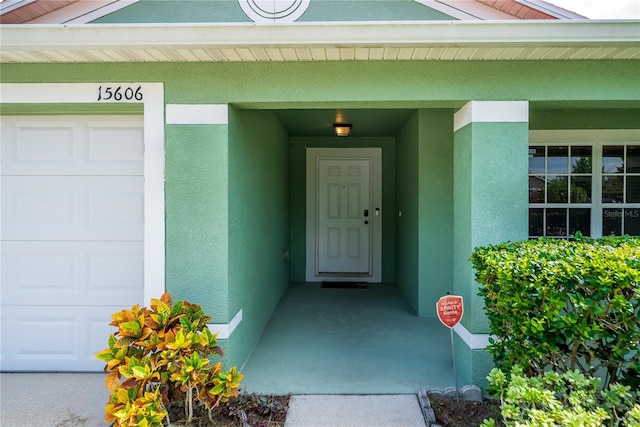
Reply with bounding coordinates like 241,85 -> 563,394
471,235 -> 640,390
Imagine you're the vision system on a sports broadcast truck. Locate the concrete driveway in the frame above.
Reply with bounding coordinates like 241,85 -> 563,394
0,373 -> 108,427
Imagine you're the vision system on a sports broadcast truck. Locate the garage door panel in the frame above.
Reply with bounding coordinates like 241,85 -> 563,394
2,241 -> 143,306
2,176 -> 144,241
1,116 -> 143,176
1,306 -> 122,371
1,115 -> 146,372
87,123 -> 144,165
12,123 -> 76,164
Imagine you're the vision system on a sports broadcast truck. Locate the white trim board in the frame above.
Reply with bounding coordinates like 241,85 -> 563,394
1,0 -> 36,14
516,0 -> 586,19
454,101 -> 529,131
453,323 -> 494,350
0,82 -> 165,305
27,0 -> 140,24
166,104 -> 228,125
413,0 -> 518,20
207,309 -> 243,340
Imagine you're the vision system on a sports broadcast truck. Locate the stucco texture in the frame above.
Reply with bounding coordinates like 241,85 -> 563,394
454,121 -> 529,333
226,108 -> 291,368
165,124 -> 230,322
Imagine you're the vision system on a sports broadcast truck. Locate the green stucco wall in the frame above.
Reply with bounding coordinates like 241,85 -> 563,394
453,119 -> 529,387
289,137 -> 396,283
92,0 -> 455,23
0,103 -> 143,115
418,110 -> 454,317
395,110 -> 454,317
530,108 -> 640,130
2,61 -> 638,106
395,112 -> 420,312
454,334 -> 494,390
1,57 -> 638,382
226,108 -> 291,368
453,121 -> 529,332
165,125 -> 230,322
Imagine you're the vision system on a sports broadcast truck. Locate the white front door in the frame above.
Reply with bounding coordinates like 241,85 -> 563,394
1,115 -> 144,371
306,148 -> 382,282
317,158 -> 371,273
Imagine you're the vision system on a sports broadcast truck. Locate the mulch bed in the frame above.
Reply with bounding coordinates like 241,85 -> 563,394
430,397 -> 504,427
166,393 -> 504,426
166,394 -> 290,426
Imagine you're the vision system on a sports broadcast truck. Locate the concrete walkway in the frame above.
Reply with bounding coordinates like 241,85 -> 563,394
285,395 -> 426,427
0,374 -> 426,427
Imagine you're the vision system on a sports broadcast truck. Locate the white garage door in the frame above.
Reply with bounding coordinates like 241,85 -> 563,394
1,115 -> 144,371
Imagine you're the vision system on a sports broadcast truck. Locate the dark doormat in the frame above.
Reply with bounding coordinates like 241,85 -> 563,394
321,281 -> 369,289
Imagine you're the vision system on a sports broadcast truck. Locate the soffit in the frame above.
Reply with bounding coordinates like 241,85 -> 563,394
1,21 -> 639,64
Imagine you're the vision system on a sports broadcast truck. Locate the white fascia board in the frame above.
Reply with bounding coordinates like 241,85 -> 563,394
1,21 -> 638,51
515,0 -> 587,20
27,0 -> 140,24
0,0 -> 36,14
413,0 -> 518,20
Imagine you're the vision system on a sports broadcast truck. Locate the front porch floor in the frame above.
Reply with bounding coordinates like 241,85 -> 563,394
239,282 -> 455,394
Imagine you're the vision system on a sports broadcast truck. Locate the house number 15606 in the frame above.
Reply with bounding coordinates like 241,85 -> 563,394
97,85 -> 143,101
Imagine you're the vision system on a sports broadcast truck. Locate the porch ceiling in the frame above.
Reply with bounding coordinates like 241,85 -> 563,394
274,109 -> 415,137
268,101 -> 640,138
1,21 -> 639,63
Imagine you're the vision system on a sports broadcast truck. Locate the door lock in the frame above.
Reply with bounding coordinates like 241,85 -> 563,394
364,209 -> 369,217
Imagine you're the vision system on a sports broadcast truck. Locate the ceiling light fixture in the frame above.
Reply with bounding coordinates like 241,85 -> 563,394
334,123 -> 352,137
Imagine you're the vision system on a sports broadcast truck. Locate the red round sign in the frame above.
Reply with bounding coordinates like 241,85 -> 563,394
436,295 -> 464,328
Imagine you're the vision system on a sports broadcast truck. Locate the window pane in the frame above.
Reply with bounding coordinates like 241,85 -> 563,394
626,146 -> 640,173
546,208 -> 566,237
547,146 -> 568,174
602,176 -> 624,203
571,176 -> 592,203
529,209 -> 544,237
603,208 -> 622,236
569,208 -> 590,236
627,176 -> 640,203
603,146 -> 624,173
529,176 -> 545,203
624,209 -> 640,235
547,175 -> 568,203
529,146 -> 545,174
571,146 -> 592,173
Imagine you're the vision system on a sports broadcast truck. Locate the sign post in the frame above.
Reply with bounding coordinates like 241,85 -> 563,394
436,294 -> 464,401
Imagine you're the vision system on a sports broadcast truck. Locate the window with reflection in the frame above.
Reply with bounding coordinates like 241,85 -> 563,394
602,145 -> 640,236
528,145 -> 592,238
529,143 -> 639,238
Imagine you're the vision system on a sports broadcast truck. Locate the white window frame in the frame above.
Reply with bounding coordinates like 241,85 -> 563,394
529,130 -> 640,238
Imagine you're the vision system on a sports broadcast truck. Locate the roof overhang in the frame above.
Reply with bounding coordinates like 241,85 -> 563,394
1,20 -> 639,63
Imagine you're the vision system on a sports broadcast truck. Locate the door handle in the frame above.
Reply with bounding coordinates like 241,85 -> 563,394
364,209 -> 369,217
